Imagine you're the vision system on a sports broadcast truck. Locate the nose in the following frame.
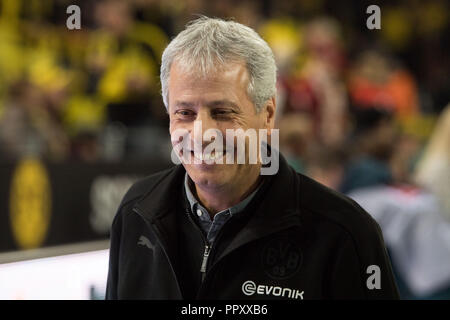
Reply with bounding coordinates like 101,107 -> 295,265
196,109 -> 216,132
190,109 -> 221,150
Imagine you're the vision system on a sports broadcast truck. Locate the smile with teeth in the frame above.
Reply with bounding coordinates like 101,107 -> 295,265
190,150 -> 225,162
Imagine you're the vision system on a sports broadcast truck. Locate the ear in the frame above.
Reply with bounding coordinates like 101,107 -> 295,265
263,96 -> 277,132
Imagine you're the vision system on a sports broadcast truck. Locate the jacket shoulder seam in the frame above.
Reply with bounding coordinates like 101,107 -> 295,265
299,175 -> 371,297
115,167 -> 176,219
308,207 -> 368,297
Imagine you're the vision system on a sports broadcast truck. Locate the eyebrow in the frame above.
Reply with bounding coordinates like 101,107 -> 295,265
174,101 -> 196,108
207,100 -> 240,110
174,100 -> 240,110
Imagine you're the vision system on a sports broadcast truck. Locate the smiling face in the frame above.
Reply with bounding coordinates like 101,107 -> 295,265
168,60 -> 275,194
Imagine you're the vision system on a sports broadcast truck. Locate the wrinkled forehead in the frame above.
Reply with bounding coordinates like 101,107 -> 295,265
166,57 -> 255,113
170,56 -> 249,83
168,59 -> 251,103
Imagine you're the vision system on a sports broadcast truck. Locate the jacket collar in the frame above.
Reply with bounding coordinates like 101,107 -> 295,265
134,150 -> 301,225
133,164 -> 186,221
184,171 -> 263,218
213,151 -> 302,262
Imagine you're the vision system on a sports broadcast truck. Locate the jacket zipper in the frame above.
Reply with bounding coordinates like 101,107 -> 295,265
185,207 -> 243,282
184,208 -> 211,282
196,215 -> 302,298
200,244 -> 210,281
132,207 -> 183,298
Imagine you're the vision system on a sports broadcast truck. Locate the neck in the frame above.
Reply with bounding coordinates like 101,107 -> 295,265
193,166 -> 261,217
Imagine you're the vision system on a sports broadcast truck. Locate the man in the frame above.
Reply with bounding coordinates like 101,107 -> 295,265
106,17 -> 399,299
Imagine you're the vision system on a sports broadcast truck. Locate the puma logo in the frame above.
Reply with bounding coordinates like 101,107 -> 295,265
138,235 -> 155,251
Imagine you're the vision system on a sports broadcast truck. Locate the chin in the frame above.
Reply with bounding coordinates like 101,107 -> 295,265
185,165 -> 230,189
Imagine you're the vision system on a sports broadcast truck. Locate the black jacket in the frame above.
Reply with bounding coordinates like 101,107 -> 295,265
106,153 -> 400,299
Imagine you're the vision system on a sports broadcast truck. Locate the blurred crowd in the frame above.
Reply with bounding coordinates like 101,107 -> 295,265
0,0 -> 449,299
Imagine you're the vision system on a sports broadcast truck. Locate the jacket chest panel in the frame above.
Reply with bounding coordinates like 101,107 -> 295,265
197,233 -> 330,300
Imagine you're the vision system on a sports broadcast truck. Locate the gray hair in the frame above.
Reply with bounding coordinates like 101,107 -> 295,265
160,16 -> 277,112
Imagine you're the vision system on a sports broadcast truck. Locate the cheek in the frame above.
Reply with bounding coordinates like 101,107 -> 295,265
229,115 -> 257,130
168,117 -> 176,133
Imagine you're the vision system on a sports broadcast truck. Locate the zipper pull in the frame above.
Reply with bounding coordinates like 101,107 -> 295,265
200,244 -> 210,280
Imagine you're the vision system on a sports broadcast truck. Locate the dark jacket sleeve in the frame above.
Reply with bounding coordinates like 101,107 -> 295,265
105,209 -> 123,300
329,216 -> 400,299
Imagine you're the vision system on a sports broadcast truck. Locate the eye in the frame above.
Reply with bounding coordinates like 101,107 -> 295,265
175,110 -> 195,117
213,109 -> 232,116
